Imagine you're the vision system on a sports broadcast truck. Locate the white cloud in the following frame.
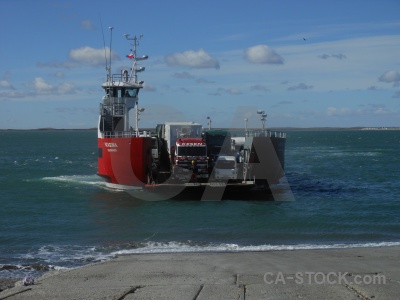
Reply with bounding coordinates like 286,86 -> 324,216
142,82 -> 157,92
57,83 -> 76,94
318,53 -> 346,60
32,77 -> 76,95
250,84 -> 269,92
359,104 -> 392,115
287,83 -> 313,91
33,77 -> 54,93
68,46 -> 117,67
196,78 -> 214,84
0,90 -> 24,98
226,88 -> 241,95
180,87 -> 191,93
172,71 -> 195,79
378,70 -> 400,86
54,72 -> 65,78
213,87 -> 242,95
0,80 -> 14,89
80,20 -> 96,30
393,90 -> 400,98
327,107 -> 352,116
244,45 -> 284,64
165,49 -> 220,69
272,35 -> 400,92
372,107 -> 389,115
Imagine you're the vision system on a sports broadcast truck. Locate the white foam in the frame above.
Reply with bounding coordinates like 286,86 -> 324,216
104,182 -> 143,192
111,241 -> 400,256
20,244 -> 116,268
41,175 -> 109,189
8,240 -> 399,278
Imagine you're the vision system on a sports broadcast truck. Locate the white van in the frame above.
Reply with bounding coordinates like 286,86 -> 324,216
214,155 -> 238,180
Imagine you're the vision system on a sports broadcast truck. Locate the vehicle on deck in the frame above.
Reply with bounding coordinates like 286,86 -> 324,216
214,155 -> 238,181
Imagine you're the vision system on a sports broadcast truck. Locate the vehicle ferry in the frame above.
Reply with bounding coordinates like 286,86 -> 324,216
97,31 -> 287,200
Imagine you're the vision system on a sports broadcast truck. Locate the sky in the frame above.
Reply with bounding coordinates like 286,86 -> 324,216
1,0 -> 400,129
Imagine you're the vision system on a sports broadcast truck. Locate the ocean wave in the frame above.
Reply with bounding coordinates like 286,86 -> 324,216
11,156 -> 93,167
0,263 -> 68,279
40,175 -> 147,193
111,240 -> 400,255
40,175 -> 109,189
24,244 -> 116,267
2,241 -> 399,278
1,244 -> 116,278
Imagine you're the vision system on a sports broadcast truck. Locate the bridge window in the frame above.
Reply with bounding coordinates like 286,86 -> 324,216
125,89 -> 137,97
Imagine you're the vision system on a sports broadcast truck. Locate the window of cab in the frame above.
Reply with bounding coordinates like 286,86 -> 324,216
122,89 -> 137,97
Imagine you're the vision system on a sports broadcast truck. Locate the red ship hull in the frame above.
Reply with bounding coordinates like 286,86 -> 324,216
97,137 -> 153,186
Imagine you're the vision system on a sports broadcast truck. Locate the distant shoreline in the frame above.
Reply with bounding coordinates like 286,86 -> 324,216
1,127 -> 399,132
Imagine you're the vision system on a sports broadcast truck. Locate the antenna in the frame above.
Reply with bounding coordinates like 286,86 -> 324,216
108,27 -> 113,82
99,18 -> 109,80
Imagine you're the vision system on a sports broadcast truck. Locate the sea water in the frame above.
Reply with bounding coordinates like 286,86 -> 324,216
1,130 -> 399,278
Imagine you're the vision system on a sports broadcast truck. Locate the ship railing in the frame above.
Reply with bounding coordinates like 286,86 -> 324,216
101,131 -> 153,138
246,130 -> 286,139
111,73 -> 133,83
99,101 -> 125,117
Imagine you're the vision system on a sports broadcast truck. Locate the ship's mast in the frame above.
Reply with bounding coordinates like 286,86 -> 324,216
257,110 -> 267,133
108,27 -> 113,83
124,34 -> 148,83
124,33 -> 148,136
